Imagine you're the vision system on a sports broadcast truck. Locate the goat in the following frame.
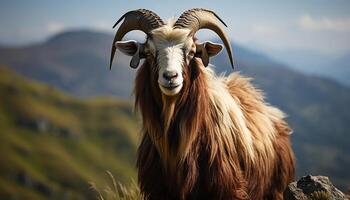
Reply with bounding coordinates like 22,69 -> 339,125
109,8 -> 295,200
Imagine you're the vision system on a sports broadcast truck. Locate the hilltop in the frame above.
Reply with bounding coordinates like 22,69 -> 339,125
0,66 -> 139,199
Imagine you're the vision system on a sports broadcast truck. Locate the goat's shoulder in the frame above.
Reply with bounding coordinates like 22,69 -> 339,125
225,72 -> 264,103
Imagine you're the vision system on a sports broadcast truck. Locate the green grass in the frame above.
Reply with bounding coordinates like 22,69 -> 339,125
0,66 -> 139,199
90,171 -> 141,200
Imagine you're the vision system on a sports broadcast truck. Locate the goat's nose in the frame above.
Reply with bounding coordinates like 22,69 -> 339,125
163,71 -> 178,81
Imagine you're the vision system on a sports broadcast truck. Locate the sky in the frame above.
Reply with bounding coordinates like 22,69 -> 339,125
1,0 -> 350,56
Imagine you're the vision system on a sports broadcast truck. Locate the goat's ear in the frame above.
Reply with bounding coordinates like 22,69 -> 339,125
115,40 -> 145,68
204,41 -> 223,57
115,40 -> 138,56
195,41 -> 223,67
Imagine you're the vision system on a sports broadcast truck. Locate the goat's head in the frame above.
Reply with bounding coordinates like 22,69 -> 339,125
110,8 -> 234,96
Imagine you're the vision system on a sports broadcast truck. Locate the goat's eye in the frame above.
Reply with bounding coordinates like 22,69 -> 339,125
145,52 -> 153,57
188,51 -> 195,57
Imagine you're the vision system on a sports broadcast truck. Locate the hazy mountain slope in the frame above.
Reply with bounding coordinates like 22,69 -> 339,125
0,30 -> 349,190
260,48 -> 350,87
321,53 -> 350,86
0,66 -> 139,199
0,30 -> 135,97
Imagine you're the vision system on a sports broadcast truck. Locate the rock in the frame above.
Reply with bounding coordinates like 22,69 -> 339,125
17,171 -> 33,187
285,181 -> 308,200
36,117 -> 49,132
284,175 -> 348,200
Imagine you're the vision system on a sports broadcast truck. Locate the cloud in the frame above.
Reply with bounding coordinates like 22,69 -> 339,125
251,24 -> 282,36
299,15 -> 350,32
47,22 -> 65,34
94,21 -> 111,31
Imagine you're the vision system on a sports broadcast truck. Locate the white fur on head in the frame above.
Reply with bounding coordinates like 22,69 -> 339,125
148,24 -> 194,96
157,41 -> 184,96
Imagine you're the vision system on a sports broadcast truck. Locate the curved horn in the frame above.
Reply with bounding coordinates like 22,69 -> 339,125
174,8 -> 234,69
110,9 -> 165,69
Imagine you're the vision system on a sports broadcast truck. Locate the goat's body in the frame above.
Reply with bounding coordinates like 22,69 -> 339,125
136,60 -> 295,200
111,8 -> 295,200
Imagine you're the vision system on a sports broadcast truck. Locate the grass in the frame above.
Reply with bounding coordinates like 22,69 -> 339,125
0,66 -> 139,199
90,171 -> 141,200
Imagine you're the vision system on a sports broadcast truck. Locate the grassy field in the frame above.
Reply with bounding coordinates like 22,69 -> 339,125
0,66 -> 139,199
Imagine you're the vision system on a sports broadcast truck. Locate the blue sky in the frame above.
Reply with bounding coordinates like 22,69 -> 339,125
1,0 -> 350,55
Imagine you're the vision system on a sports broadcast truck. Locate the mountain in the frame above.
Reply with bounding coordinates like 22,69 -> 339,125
321,54 -> 350,86
0,30 -> 135,98
257,47 -> 350,87
0,66 -> 138,199
0,30 -> 349,190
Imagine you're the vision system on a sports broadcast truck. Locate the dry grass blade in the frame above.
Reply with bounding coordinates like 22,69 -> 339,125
89,181 -> 105,200
90,171 -> 141,200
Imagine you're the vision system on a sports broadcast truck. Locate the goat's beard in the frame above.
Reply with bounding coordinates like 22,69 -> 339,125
159,62 -> 191,132
135,58 -> 206,174
161,94 -> 177,133
155,93 -> 178,172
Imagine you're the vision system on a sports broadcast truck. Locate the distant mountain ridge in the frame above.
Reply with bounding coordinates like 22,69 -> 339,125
322,53 -> 350,86
0,30 -> 349,190
261,47 -> 350,87
0,30 -> 134,97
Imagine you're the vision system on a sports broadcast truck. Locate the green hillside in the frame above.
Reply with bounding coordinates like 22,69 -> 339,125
0,66 -> 139,199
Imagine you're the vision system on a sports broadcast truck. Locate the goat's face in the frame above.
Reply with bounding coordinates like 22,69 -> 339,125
116,26 -> 223,96
148,29 -> 192,96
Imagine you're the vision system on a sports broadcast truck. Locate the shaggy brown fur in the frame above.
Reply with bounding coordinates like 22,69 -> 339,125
135,56 -> 295,199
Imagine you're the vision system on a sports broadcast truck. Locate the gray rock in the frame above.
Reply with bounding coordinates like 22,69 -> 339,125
284,175 -> 348,200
